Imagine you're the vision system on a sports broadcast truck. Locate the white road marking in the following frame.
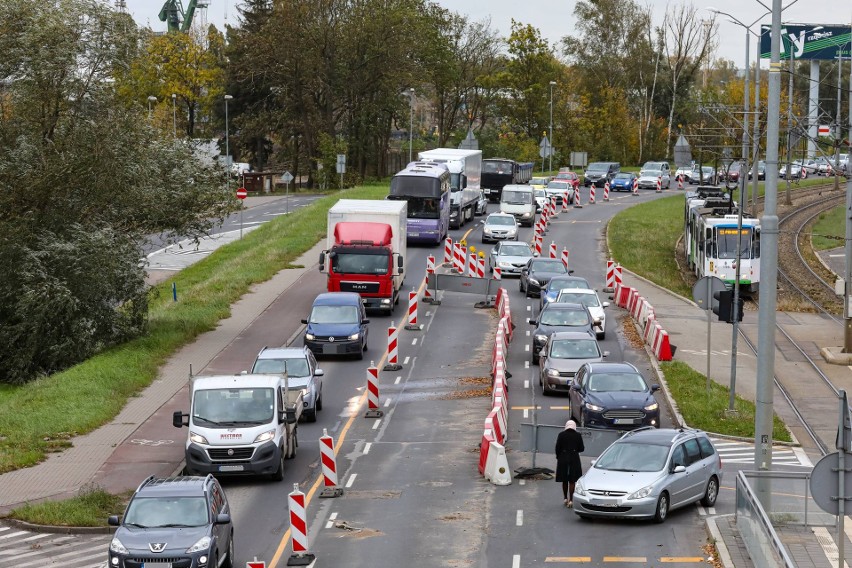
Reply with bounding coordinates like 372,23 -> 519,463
516,510 -> 524,526
384,398 -> 391,407
519,479 -> 526,486
513,555 -> 521,568
412,338 -> 418,345
372,419 -> 381,430
526,330 -> 530,337
523,408 -> 529,419
345,474 -> 357,488
326,511 -> 338,528
526,305 -> 531,311
403,356 -> 410,365
524,380 -> 529,389
525,344 -> 530,351
363,443 -> 372,454
525,361 -> 530,369
394,376 -> 401,385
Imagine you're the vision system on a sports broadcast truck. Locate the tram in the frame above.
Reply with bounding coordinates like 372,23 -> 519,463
684,187 -> 761,294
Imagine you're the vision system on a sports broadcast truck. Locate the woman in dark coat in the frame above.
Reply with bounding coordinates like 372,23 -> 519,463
555,419 -> 584,507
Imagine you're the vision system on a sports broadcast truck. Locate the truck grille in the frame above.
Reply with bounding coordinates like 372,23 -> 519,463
340,281 -> 380,294
602,409 -> 645,420
208,447 -> 254,460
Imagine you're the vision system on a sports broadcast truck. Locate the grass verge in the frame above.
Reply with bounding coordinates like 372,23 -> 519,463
0,183 -> 389,475
661,361 -> 790,441
6,485 -> 130,527
811,205 -> 846,251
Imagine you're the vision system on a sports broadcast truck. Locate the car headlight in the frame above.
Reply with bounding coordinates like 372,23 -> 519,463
534,334 -> 548,344
348,333 -> 360,340
644,402 -> 659,411
186,536 -> 212,554
585,402 -> 604,412
627,484 -> 655,500
110,537 -> 128,555
305,333 -> 315,340
189,431 -> 209,445
253,428 -> 276,443
381,298 -> 391,304
574,479 -> 586,496
546,368 -> 560,378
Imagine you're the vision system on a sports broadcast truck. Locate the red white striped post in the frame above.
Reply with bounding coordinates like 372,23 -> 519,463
534,234 -> 542,256
319,429 -> 343,498
288,483 -> 315,565
383,325 -> 402,371
477,253 -> 486,278
366,362 -> 384,417
604,259 -> 616,292
405,289 -> 422,330
603,181 -> 610,201
423,255 -> 435,303
614,263 -> 623,287
561,248 -> 569,269
573,186 -> 582,207
562,191 -> 569,211
453,241 -> 463,272
551,196 -> 559,217
677,175 -> 684,190
656,176 -> 662,193
444,237 -> 453,265
467,247 -> 477,277
632,177 -> 639,195
493,266 -> 502,280
549,241 -> 557,259
589,184 -> 596,204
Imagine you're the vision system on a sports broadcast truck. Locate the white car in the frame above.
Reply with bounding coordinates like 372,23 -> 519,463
488,241 -> 536,276
637,165 -> 671,190
533,187 -> 548,213
481,212 -> 519,244
545,180 -> 572,205
555,288 -> 610,339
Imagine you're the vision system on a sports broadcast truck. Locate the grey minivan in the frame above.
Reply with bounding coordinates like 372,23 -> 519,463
583,162 -> 620,187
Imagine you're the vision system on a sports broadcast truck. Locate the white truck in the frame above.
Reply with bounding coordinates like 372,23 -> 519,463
320,199 -> 407,313
417,148 -> 482,229
173,374 -> 303,481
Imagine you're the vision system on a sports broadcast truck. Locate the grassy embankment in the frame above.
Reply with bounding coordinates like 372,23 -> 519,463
608,194 -> 790,441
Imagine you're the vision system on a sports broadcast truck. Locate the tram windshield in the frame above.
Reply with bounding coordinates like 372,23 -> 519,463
716,227 -> 753,259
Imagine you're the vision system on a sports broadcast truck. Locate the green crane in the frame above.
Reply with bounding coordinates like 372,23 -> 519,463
158,0 -> 199,33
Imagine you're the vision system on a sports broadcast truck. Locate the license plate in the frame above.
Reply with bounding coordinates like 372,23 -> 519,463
613,418 -> 636,425
142,563 -> 172,568
484,189 -> 491,194
219,465 -> 245,472
409,233 -> 419,237
592,499 -> 620,507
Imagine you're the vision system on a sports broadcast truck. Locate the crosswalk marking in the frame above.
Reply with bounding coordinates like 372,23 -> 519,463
0,526 -> 110,568
710,437 -> 811,466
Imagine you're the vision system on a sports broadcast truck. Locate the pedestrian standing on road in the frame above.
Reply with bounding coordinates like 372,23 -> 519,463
555,419 -> 584,508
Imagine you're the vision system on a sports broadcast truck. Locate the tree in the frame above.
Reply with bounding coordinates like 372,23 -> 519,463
0,0 -> 237,384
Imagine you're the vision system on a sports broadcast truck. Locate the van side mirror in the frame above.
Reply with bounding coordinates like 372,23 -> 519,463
301,318 -> 308,324
108,515 -> 120,527
318,252 -> 325,272
173,411 -> 188,428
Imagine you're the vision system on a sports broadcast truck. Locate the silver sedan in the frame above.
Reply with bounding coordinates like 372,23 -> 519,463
488,241 -> 535,276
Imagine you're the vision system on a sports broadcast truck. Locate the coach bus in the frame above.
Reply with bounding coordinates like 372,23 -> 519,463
387,161 -> 450,246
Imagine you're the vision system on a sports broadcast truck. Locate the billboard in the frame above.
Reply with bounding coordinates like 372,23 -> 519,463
760,24 -> 852,60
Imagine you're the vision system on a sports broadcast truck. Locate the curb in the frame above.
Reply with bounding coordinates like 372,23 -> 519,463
705,514 -> 736,568
1,517 -> 115,535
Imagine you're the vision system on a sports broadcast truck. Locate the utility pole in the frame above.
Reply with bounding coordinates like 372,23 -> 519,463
754,0 -> 782,505
549,81 -> 556,173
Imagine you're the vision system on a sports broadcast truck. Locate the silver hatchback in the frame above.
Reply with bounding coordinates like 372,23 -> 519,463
538,331 -> 607,395
573,428 -> 722,523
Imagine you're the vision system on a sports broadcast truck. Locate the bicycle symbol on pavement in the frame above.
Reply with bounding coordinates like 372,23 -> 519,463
130,439 -> 175,447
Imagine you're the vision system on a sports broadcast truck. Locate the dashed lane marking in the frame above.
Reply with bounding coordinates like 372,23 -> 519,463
516,509 -> 523,526
345,474 -> 357,488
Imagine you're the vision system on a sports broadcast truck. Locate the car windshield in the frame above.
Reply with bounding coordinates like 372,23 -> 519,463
643,169 -> 662,176
193,387 -> 274,425
547,181 -> 570,189
124,496 -> 209,528
251,357 -> 310,377
550,338 -> 599,359
557,291 -> 600,308
331,252 -> 388,275
309,305 -> 359,324
502,190 -> 531,204
540,309 -> 589,326
532,260 -> 568,273
500,244 -> 532,256
534,188 -> 547,198
531,177 -> 550,185
588,372 -> 647,392
595,441 -> 669,472
488,216 -> 516,226
614,173 -> 633,179
547,277 -> 590,291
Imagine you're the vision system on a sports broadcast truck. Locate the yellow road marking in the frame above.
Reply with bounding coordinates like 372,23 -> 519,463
660,558 -> 705,563
545,558 -> 592,563
603,557 -> 646,563
511,405 -> 541,410
549,406 -> 571,410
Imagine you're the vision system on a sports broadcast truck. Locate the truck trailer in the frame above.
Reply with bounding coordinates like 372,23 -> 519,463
482,158 -> 535,202
320,199 -> 407,313
417,148 -> 482,229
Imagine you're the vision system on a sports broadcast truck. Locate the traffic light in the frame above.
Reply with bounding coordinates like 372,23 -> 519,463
712,290 -> 732,322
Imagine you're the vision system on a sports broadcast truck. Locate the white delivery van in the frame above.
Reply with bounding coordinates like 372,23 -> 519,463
173,374 -> 302,481
500,184 -> 536,227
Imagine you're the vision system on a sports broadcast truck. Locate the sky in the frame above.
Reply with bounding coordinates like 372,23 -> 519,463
125,0 -> 852,67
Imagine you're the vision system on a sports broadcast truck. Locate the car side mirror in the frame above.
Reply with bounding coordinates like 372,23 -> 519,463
602,351 -> 610,358
673,465 -> 686,474
568,269 -> 574,274
173,411 -> 188,428
215,513 -> 231,525
593,318 -> 602,325
315,369 -> 324,376
108,515 -> 120,527
602,301 -> 610,308
241,370 -> 248,375
301,318 -> 308,324
570,384 -> 580,391
651,384 -> 661,392
533,253 -> 540,257
363,319 -> 370,324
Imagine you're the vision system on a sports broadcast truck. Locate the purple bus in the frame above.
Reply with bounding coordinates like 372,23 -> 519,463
387,162 -> 450,246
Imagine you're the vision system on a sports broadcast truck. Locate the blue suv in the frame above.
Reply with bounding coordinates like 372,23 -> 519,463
302,292 -> 370,359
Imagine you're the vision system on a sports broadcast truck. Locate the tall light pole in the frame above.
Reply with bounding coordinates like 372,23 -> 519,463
147,95 -> 157,120
408,88 -> 415,163
224,94 -> 233,175
171,93 -> 177,137
549,81 -> 556,173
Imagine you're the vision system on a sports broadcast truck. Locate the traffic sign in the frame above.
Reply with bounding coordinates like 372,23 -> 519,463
246,562 -> 265,568
282,171 -> 294,184
810,451 -> 852,515
236,187 -> 248,200
539,136 -> 552,158
692,276 -> 727,310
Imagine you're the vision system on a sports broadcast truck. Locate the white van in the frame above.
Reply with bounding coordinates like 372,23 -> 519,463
500,184 -> 536,227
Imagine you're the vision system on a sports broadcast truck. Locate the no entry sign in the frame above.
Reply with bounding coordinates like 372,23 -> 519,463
236,187 -> 247,200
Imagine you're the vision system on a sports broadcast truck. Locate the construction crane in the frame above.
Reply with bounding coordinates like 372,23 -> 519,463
158,0 -> 200,33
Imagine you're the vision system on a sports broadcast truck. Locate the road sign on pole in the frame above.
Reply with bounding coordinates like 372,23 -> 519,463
539,136 -> 552,159
236,187 -> 247,200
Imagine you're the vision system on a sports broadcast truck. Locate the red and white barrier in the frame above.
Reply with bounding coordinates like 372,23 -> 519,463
612,276 -> 676,363
423,255 -> 435,303
453,242 -> 463,273
603,181 -> 610,201
534,234 -> 542,256
561,248 -> 569,269
444,237 -> 453,265
563,191 -> 569,211
589,184 -> 596,204
574,186 -> 581,207
604,259 -> 616,292
632,178 -> 639,195
653,327 -> 674,361
485,407 -> 506,444
615,284 -> 632,308
365,363 -> 383,416
288,483 -> 315,565
677,175 -> 684,190
383,325 -> 401,371
405,290 -> 422,330
483,440 -> 512,485
613,263 -> 622,287
319,429 -> 343,498
656,176 -> 662,193
549,241 -> 557,259
467,249 -> 477,277
496,287 -> 507,316
478,431 -> 496,474
477,254 -> 486,278
643,313 -> 657,345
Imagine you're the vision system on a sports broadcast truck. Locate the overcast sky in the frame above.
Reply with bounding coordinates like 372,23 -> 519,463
125,0 -> 851,66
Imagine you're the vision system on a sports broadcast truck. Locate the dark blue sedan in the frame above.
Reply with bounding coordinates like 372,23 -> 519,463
609,172 -> 637,192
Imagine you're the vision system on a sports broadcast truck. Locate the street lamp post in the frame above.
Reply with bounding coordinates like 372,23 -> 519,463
408,88 -> 415,163
224,94 -> 239,238
172,93 -> 177,137
549,81 -> 556,173
147,95 -> 157,120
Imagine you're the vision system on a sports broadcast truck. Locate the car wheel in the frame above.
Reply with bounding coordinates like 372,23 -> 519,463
541,383 -> 550,396
701,476 -> 719,507
272,449 -> 285,480
316,392 -> 323,411
223,533 -> 234,568
597,331 -> 605,340
653,492 -> 669,523
531,352 -> 538,365
305,406 -> 318,423
356,348 -> 364,361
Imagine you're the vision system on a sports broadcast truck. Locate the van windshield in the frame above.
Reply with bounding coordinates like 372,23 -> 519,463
309,305 -> 360,324
587,163 -> 608,172
502,190 -> 531,204
193,387 -> 275,426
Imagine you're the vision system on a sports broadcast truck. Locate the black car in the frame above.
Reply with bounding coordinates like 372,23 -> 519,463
583,162 -> 620,187
528,302 -> 597,364
569,361 -> 661,429
519,258 -> 569,298
108,474 -> 235,568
